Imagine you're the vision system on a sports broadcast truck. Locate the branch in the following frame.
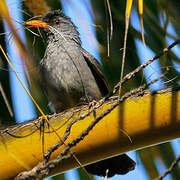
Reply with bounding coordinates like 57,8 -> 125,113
113,39 -> 180,94
154,155 -> 180,180
0,86 -> 180,179
14,74 -> 168,179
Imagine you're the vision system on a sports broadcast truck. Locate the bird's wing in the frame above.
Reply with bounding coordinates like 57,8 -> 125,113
80,48 -> 109,96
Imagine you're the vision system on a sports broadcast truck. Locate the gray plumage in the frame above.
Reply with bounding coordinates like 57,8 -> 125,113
40,10 -> 108,111
39,9 -> 135,177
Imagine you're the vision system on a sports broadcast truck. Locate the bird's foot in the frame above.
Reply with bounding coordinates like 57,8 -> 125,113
88,100 -> 97,109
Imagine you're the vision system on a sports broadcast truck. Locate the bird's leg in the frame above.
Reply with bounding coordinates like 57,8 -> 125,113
88,100 -> 98,109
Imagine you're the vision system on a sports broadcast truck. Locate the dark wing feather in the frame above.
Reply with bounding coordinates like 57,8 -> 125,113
80,48 -> 109,97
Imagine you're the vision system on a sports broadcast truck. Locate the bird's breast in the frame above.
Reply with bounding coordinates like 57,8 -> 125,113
40,43 -> 102,112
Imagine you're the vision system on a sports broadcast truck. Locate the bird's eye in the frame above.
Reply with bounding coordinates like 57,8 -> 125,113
55,19 -> 60,24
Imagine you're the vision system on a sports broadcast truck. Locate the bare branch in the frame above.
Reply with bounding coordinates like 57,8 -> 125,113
113,39 -> 180,94
154,155 -> 180,180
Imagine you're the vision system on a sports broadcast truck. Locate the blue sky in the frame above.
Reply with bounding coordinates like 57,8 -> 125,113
5,0 -> 179,180
5,0 -> 36,123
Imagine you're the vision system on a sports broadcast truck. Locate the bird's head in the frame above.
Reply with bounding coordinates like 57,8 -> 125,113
26,9 -> 81,44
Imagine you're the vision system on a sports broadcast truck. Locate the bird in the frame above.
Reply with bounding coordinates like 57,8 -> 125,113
29,9 -> 136,178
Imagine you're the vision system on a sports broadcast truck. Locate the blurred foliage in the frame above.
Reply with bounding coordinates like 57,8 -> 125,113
0,0 -> 179,179
0,20 -> 15,126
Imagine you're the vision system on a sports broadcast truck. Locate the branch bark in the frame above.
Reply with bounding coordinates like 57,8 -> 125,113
0,87 -> 180,180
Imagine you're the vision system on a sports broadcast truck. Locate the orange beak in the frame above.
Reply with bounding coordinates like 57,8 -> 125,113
25,20 -> 48,29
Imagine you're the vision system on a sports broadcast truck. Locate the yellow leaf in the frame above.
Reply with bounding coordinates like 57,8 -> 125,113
138,0 -> 146,46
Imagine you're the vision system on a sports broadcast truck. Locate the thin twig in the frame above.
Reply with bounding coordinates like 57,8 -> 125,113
15,154 -> 72,180
0,82 -> 13,117
14,72 -> 167,180
113,39 -> 180,94
61,73 -> 166,157
104,0 -> 113,56
105,0 -> 113,40
154,155 -> 180,180
44,100 -> 105,161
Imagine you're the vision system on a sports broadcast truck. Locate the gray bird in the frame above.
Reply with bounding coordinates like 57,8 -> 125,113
36,9 -> 135,178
